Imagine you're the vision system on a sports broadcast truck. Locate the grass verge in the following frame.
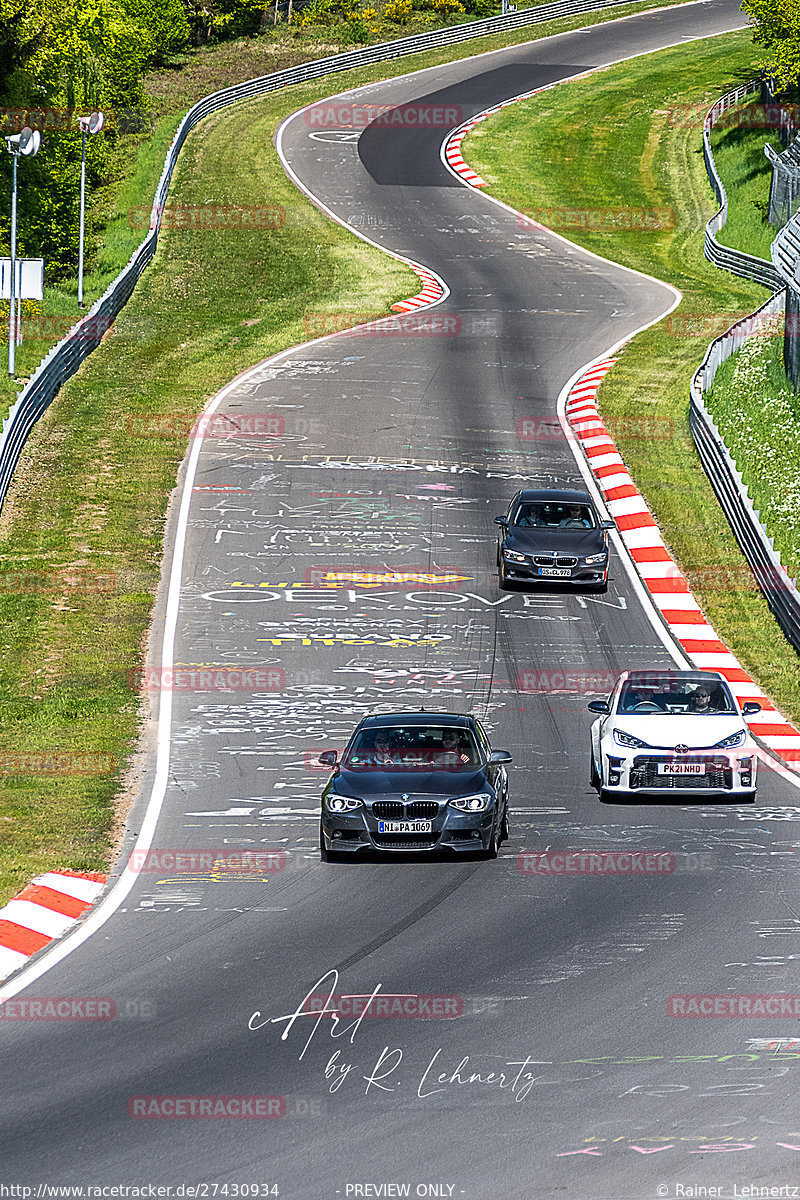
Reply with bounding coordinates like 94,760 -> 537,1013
464,30 -> 800,725
709,98 -> 782,260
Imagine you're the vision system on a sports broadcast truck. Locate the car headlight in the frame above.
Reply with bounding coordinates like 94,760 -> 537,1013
324,794 -> 362,812
583,552 -> 607,565
449,793 -> 492,812
503,550 -> 527,563
613,728 -> 647,749
713,729 -> 747,749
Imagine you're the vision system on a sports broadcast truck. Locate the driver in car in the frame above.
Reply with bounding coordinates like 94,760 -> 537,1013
561,504 -> 591,528
372,731 -> 396,766
689,685 -> 722,713
437,728 -> 472,767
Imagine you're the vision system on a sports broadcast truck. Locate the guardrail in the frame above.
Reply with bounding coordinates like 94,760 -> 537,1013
702,79 -> 783,291
0,0 -> 650,515
691,85 -> 800,652
689,291 -> 800,654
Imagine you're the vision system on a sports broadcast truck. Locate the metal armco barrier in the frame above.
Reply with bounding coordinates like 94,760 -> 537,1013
690,294 -> 800,655
0,0 -> 649,516
703,80 -> 783,291
691,86 -> 800,653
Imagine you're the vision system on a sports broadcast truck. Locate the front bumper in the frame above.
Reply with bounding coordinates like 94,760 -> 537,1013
321,802 -> 498,854
600,748 -> 757,796
502,556 -> 607,585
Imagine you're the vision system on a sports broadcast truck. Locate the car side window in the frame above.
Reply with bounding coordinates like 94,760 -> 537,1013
475,722 -> 492,762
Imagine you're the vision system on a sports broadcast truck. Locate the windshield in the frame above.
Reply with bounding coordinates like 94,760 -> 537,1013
512,501 -> 595,529
343,726 -> 481,771
618,674 -> 736,715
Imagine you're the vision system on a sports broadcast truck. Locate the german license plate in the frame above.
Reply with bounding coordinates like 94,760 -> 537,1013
538,567 -> 571,577
658,762 -> 704,775
378,820 -> 432,834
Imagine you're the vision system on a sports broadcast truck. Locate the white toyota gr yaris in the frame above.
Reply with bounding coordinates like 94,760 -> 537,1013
588,669 -> 761,802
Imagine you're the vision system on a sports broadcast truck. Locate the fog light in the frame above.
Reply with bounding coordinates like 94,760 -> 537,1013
609,772 -> 621,785
471,830 -> 482,839
333,830 -> 343,839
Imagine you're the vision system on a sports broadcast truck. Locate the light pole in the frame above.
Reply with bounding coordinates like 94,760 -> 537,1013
77,112 -> 103,308
4,126 -> 41,378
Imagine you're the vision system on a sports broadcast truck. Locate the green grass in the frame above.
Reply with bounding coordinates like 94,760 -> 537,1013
705,333 -> 800,580
0,0 -> 706,907
464,30 -> 800,724
709,99 -> 783,261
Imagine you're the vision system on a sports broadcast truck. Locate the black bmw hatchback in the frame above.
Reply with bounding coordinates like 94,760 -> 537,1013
319,712 -> 512,860
495,488 -> 614,591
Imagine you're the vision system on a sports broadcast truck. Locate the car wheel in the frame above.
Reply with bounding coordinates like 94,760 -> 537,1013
498,559 -> 508,589
319,822 -> 334,862
484,816 -> 501,859
500,799 -> 510,842
590,755 -> 600,788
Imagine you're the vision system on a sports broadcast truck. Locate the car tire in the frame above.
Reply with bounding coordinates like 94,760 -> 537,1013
589,580 -> 608,594
590,755 -> 600,788
484,817 -> 501,859
498,560 -> 508,590
500,800 -> 510,842
319,823 -> 334,862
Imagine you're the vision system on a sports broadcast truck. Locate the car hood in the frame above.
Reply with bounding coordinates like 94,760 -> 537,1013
505,528 -> 605,555
611,715 -> 750,749
333,767 -> 489,797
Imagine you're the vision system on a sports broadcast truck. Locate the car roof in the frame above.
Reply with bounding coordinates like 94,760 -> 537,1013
514,489 -> 594,505
622,670 -> 727,684
358,711 -> 475,729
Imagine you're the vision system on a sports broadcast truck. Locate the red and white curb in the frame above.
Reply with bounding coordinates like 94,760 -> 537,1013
0,869 -> 106,981
565,361 -> 800,770
391,262 -> 446,312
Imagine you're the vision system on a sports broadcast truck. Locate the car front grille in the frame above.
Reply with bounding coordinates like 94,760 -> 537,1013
372,834 -> 440,850
372,801 -> 404,819
630,756 -> 733,790
371,800 -> 440,819
532,554 -> 578,567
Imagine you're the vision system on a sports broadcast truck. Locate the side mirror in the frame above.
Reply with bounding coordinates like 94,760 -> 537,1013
587,699 -> 610,714
319,750 -> 338,767
494,515 -> 507,526
489,750 -> 512,764
742,702 -> 762,716
601,519 -> 615,530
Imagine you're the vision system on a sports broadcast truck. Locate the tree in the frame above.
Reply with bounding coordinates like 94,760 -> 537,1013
743,0 -> 800,91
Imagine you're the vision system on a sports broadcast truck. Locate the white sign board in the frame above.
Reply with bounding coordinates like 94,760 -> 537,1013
0,258 -> 45,300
